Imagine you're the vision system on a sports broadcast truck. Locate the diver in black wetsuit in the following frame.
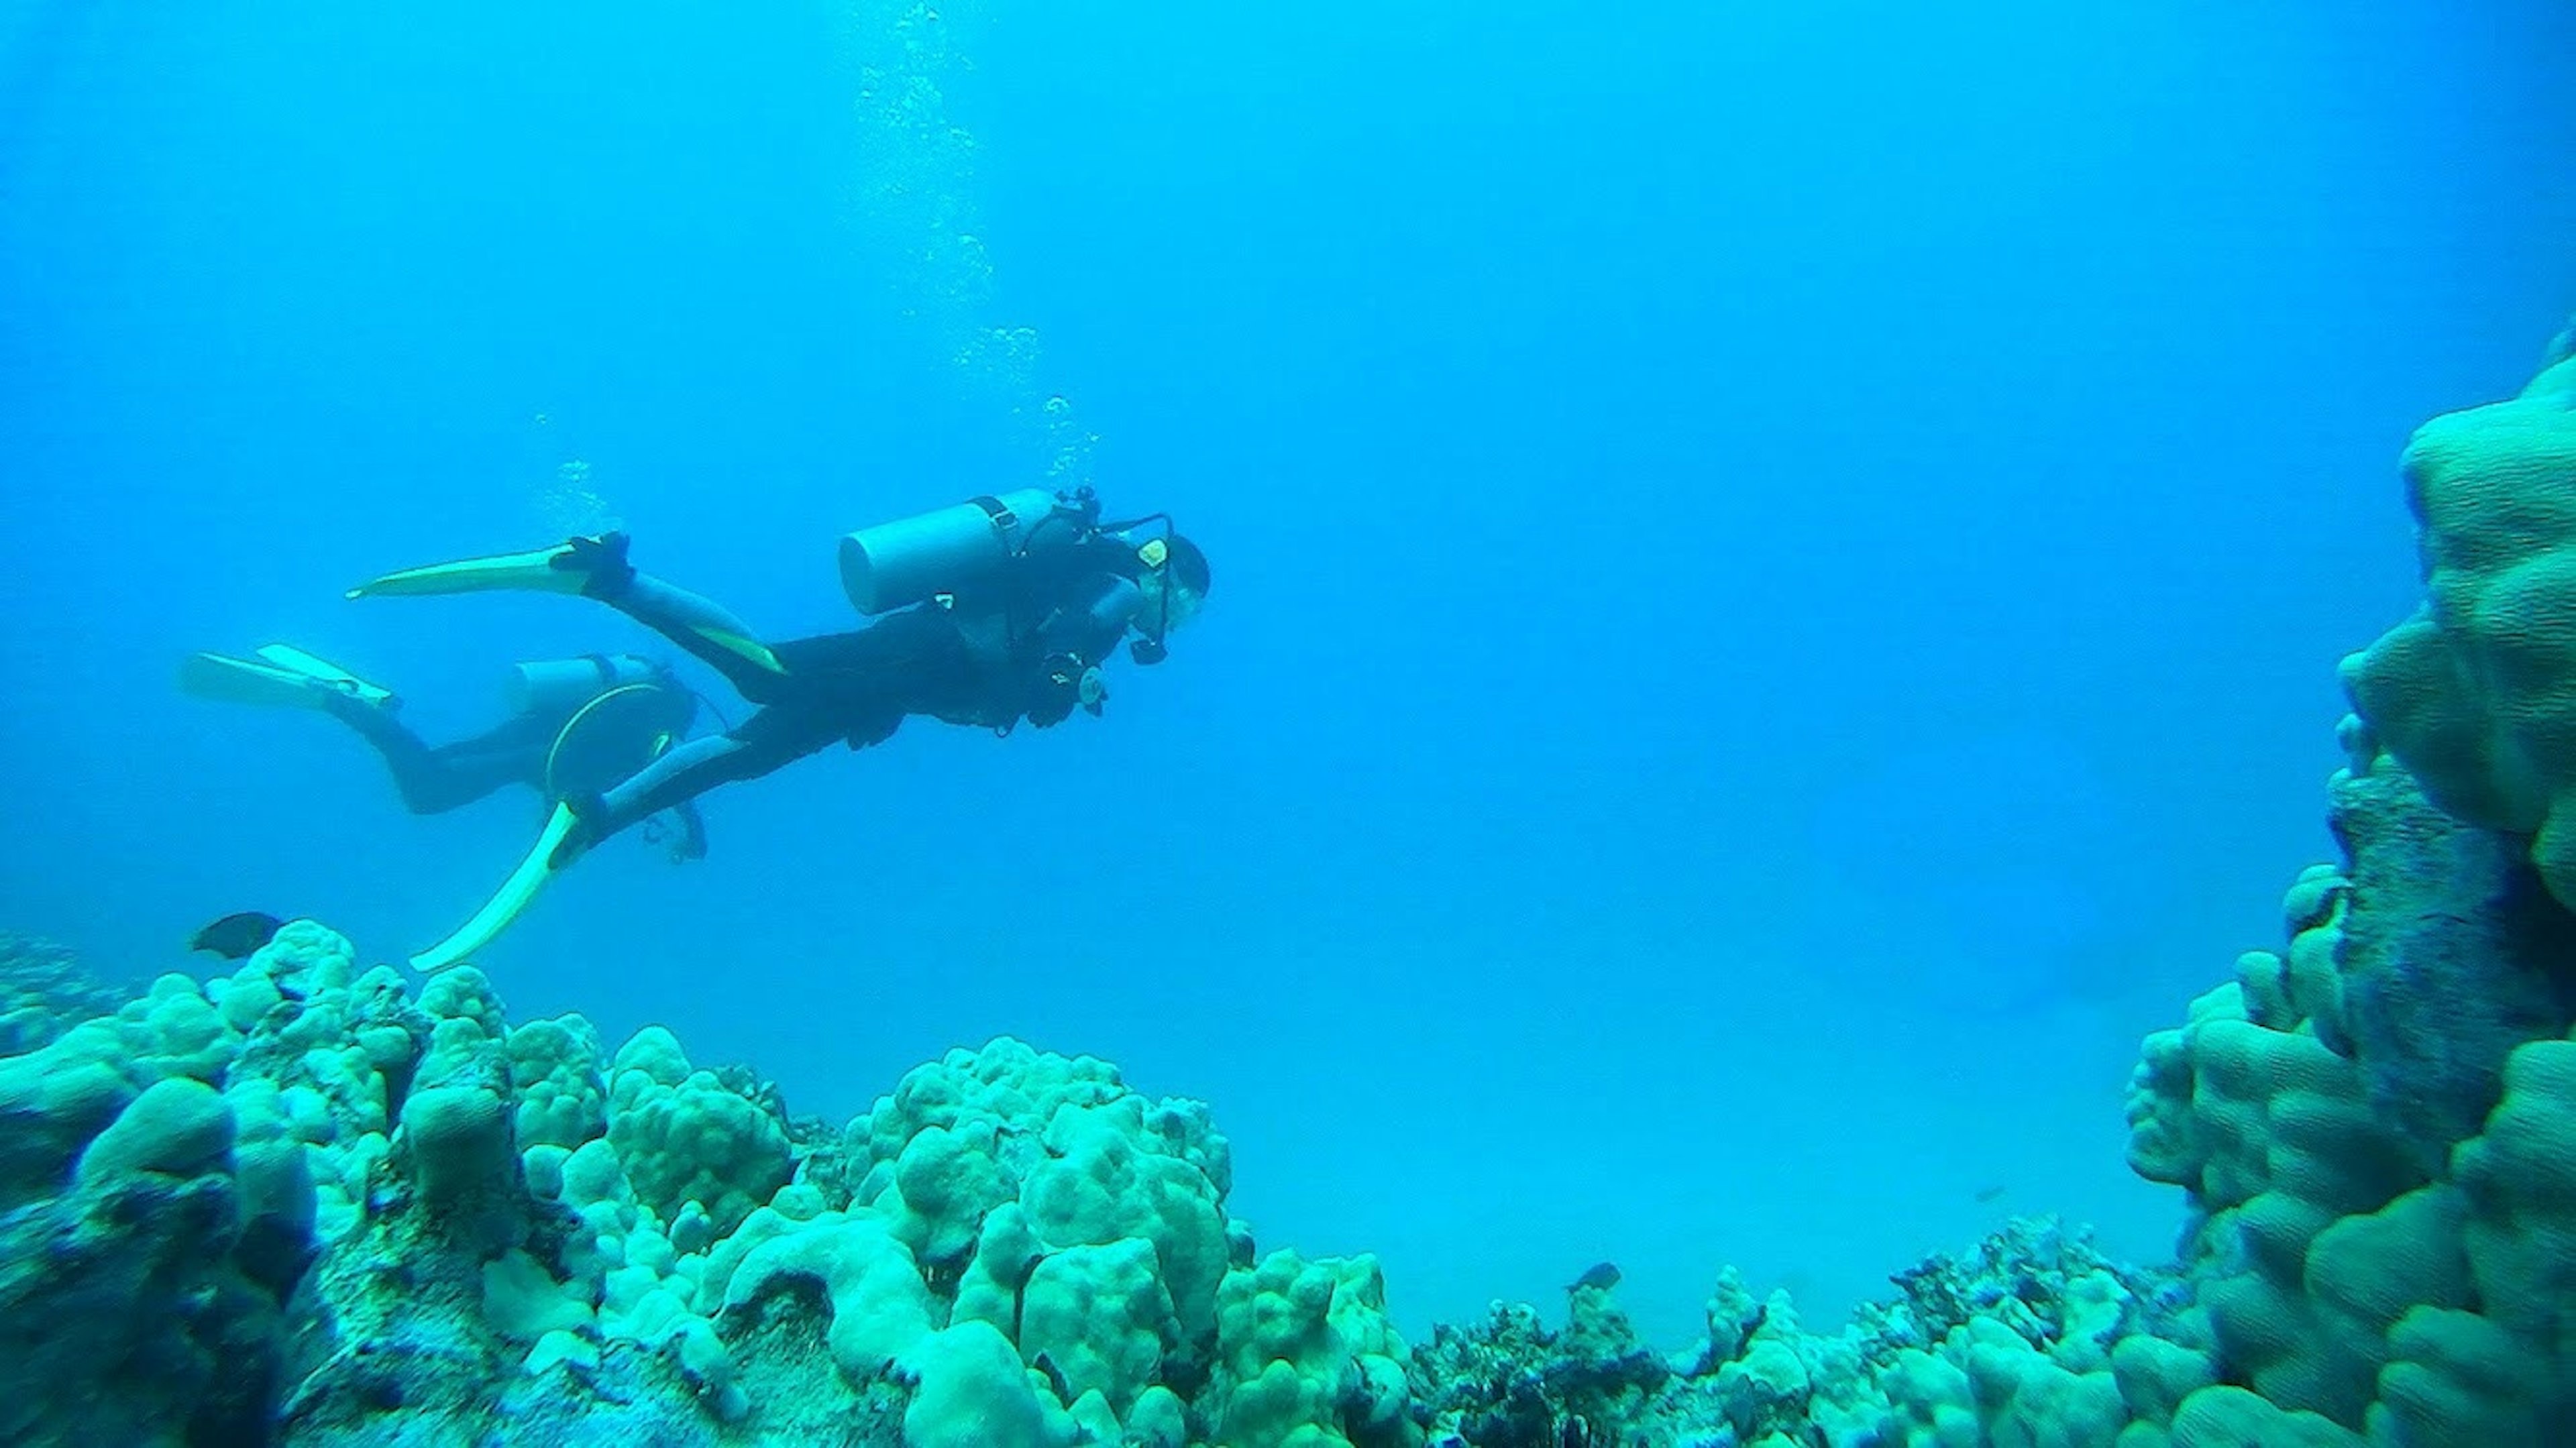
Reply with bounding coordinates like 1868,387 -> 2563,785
178,644 -> 710,858
345,486 -> 1210,967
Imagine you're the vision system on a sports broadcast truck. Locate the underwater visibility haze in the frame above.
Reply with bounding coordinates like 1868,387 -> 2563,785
4,1 -> 2576,1443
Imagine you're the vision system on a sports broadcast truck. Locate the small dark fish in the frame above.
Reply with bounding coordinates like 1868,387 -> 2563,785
1030,1350 -> 1073,1405
190,911 -> 285,961
1566,1262 -> 1621,1294
1974,1184 -> 2010,1205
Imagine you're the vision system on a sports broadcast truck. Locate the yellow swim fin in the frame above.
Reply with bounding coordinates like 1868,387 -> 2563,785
345,542 -> 590,600
253,645 -> 396,708
410,803 -> 586,972
694,626 -> 788,677
180,651 -> 326,709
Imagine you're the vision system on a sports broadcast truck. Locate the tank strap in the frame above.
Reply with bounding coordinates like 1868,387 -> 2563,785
969,494 -> 1020,545
982,491 -> 1107,563
969,494 -> 1069,657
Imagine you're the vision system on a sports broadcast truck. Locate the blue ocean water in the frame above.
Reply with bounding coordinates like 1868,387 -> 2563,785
1,0 -> 2569,1355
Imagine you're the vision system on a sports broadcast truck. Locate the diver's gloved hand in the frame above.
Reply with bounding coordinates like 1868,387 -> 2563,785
1077,666 -> 1108,718
639,805 -> 707,864
1030,653 -> 1077,727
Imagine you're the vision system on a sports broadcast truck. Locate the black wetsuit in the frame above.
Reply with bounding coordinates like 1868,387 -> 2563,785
321,665 -> 706,852
323,693 -> 564,815
560,534 -> 1150,853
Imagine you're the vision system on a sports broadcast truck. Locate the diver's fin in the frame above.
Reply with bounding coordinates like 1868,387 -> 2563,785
252,645 -> 396,708
179,652 -> 331,709
694,627 -> 788,677
409,803 -> 586,972
345,541 -> 593,600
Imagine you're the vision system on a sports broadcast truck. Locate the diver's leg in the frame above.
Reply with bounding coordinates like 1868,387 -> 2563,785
558,707 -> 839,856
316,694 -> 526,815
411,719 -> 558,814
322,696 -> 544,815
549,537 -> 787,691
405,706 -> 837,972
591,569 -> 792,702
569,738 -> 764,844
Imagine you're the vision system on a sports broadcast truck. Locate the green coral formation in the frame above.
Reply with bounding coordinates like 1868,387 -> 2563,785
2341,339 -> 2576,911
5,726 -> 2575,1448
0,923 -> 1426,1447
606,1025 -> 793,1238
0,931 -> 127,1056
2105,713 -> 2576,1443
1406,1217 -> 2209,1447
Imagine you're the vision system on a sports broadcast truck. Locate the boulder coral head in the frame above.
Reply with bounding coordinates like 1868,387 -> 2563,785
2343,333 -> 2576,911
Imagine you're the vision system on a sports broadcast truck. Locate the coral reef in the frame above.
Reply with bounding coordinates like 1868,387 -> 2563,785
2121,750 -> 2576,1444
0,930 -> 129,1055
15,751 -> 2569,1448
2341,335 -> 2576,911
1410,1215 -> 2209,1447
0,922 -> 1418,1447
9,319 -> 2576,1445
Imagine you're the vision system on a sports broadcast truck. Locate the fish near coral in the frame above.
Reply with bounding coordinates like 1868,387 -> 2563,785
189,911 -> 285,961
1566,1261 -> 1621,1294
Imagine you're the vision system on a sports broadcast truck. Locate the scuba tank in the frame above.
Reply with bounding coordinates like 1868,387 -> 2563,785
505,655 -> 664,716
837,486 -> 1104,616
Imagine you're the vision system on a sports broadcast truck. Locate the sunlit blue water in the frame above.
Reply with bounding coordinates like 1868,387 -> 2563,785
4,0 -> 2571,1347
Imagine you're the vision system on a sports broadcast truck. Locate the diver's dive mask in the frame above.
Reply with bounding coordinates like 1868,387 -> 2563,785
1106,513 -> 1185,665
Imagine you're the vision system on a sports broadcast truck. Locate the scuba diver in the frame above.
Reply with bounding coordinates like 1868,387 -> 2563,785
178,645 -> 711,860
344,485 -> 1210,970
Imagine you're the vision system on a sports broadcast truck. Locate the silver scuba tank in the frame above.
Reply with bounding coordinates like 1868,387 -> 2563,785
837,486 -> 1099,616
504,655 -> 661,716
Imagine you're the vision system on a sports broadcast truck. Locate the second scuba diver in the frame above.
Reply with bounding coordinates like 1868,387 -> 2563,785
345,484 -> 1211,969
179,645 -> 712,860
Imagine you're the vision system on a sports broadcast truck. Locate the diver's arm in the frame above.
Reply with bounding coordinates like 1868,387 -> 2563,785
1024,573 -> 1144,726
1034,573 -> 1144,659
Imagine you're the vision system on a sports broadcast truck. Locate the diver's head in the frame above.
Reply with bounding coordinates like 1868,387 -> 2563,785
1150,533 -> 1211,628
1132,533 -> 1210,663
